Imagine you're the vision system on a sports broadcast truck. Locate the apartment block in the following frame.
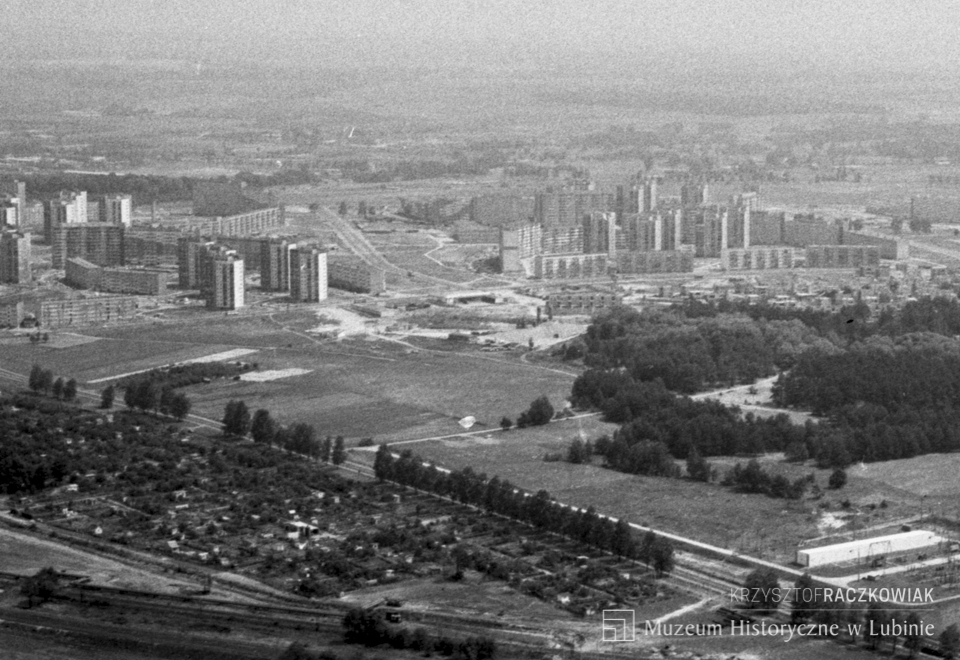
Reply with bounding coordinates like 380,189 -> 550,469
51,223 -> 124,268
100,194 -> 133,226
327,256 -> 386,294
177,238 -> 214,288
207,255 -> 244,310
260,239 -> 296,291
37,297 -> 138,328
805,245 -> 880,269
722,247 -> 803,271
0,231 -> 31,283
44,191 -> 88,241
65,257 -> 102,289
545,289 -> 622,316
289,247 -> 328,303
0,301 -> 23,327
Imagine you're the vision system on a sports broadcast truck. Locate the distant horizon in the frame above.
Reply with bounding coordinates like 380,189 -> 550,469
2,0 -> 958,81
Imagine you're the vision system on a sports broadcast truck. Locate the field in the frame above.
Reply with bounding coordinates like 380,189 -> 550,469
371,419 -> 934,566
0,311 -> 576,442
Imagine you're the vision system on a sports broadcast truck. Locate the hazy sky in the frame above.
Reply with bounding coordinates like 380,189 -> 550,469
4,0 -> 958,73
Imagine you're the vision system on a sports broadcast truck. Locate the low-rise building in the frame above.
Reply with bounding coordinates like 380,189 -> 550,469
36,297 -> 138,328
546,288 -> 622,316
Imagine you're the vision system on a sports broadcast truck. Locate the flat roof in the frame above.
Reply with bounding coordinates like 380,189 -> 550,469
799,530 -> 941,557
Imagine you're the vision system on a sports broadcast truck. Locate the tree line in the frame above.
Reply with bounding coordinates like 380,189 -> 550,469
572,371 -> 812,458
223,400 -> 346,465
28,365 -> 77,402
373,446 -> 675,576
340,608 -> 496,659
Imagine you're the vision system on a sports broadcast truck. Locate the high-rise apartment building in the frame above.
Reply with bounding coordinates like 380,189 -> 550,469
44,191 -> 88,241
641,177 -> 658,213
0,231 -> 31,283
260,239 -> 296,291
51,223 -> 124,268
208,254 -> 244,310
0,201 -> 17,228
289,247 -> 327,302
100,194 -> 133,226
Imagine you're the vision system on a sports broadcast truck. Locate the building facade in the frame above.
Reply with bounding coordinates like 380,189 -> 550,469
208,255 -> 245,310
51,223 -> 124,268
0,301 -> 23,327
37,297 -> 138,328
44,191 -> 88,241
100,194 -> 132,226
805,245 -> 880,268
545,288 -> 622,316
260,239 -> 296,291
721,247 -> 803,271
65,257 -> 102,289
327,256 -> 386,294
0,231 -> 31,283
289,247 -> 328,302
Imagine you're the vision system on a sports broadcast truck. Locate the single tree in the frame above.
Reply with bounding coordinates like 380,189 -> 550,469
39,369 -> 54,395
686,448 -> 711,482
332,436 -> 346,465
170,393 -> 191,421
791,573 -> 816,622
52,377 -> 64,400
222,400 -> 251,437
250,409 -> 276,444
320,436 -> 332,462
499,416 -> 512,432
742,568 -> 781,614
21,567 -> 60,608
28,364 -> 44,393
63,378 -> 77,402
100,385 -> 115,409
374,444 -> 393,481
338,201 -> 348,216
651,537 -> 674,577
517,395 -> 554,428
828,468 -> 848,489
611,519 -> 635,559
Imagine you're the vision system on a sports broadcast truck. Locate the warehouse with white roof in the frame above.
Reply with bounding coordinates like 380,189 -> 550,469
796,530 -> 943,568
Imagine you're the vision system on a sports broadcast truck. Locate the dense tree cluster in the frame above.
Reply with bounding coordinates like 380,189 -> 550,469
516,395 -> 554,428
721,459 -> 809,499
118,363 -> 245,392
28,365 -> 54,395
576,307 -> 830,393
680,296 -> 960,345
774,338 -> 960,464
572,372 -> 811,458
373,446 -> 674,575
0,394 -> 145,494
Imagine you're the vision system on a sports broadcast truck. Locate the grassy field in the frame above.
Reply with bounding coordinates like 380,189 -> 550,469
380,419 -> 932,566
182,337 -> 575,440
3,311 -> 575,442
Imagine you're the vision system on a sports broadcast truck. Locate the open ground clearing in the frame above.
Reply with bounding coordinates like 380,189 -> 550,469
5,313 -> 574,441
0,524 -> 199,594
